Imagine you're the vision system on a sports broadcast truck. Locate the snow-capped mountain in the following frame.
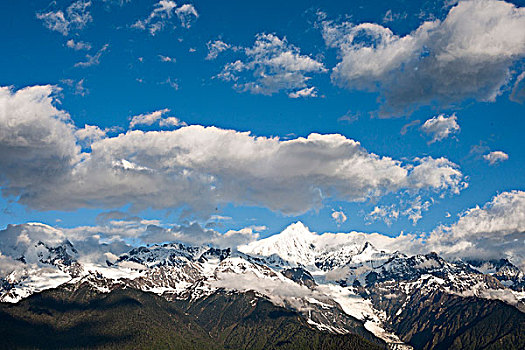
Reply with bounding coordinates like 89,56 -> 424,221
1,222 -> 524,349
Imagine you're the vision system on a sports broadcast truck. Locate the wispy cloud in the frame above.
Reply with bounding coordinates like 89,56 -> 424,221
158,55 -> 176,63
37,0 -> 92,36
74,44 -> 109,68
66,39 -> 92,51
132,1 -> 198,35
206,40 -> 232,60
218,33 -> 326,97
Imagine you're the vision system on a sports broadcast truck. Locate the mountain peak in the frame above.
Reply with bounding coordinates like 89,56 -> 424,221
279,221 -> 315,238
238,221 -> 318,266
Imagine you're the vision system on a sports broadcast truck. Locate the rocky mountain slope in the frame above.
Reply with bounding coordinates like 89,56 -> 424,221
0,283 -> 385,350
1,222 -> 524,349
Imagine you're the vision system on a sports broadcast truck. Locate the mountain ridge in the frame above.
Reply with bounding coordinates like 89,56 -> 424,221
1,221 -> 524,349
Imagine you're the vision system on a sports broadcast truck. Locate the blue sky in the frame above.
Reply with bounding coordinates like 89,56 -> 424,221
0,0 -> 524,243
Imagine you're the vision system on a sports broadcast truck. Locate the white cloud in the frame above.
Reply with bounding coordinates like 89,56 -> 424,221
421,113 -> 460,143
218,33 -> 326,97
65,219 -> 259,250
74,44 -> 109,68
132,1 -> 197,35
402,196 -> 433,224
130,108 -> 170,128
0,85 -> 466,217
0,222 -> 131,269
75,124 -> 106,145
61,78 -> 88,96
175,4 -> 198,28
129,108 -> 184,128
0,85 -> 80,202
366,205 -> 399,226
37,0 -> 92,36
322,0 -> 525,116
426,190 -> 525,268
288,86 -> 318,98
159,116 -> 184,127
331,191 -> 525,269
0,253 -> 25,276
1,191 -> 522,274
331,210 -> 347,225
158,55 -> 176,63
483,151 -> 509,165
407,157 -> 466,194
66,39 -> 92,51
206,40 -> 232,60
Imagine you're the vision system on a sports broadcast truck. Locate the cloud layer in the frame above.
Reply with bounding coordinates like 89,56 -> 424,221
0,191 -> 522,273
0,85 -> 466,217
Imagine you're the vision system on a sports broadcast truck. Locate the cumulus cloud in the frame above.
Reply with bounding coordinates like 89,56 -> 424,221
420,114 -> 460,143
218,33 -> 326,97
75,124 -> 106,146
74,44 -> 109,68
326,191 -> 525,269
0,85 -> 79,203
0,223 -> 67,262
0,85 -> 466,217
426,190 -> 525,268
322,0 -> 525,116
483,151 -> 509,165
37,0 -> 92,36
132,1 -> 198,35
0,222 -> 131,269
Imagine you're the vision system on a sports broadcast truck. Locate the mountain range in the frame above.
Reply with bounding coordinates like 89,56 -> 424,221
1,222 -> 524,349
